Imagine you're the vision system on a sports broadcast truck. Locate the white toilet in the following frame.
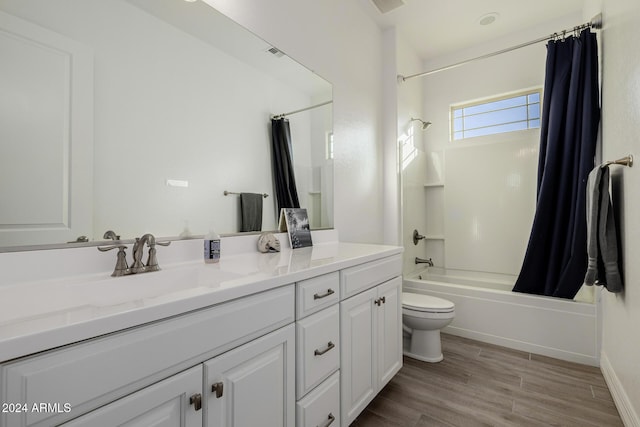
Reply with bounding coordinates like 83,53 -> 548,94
402,292 -> 455,363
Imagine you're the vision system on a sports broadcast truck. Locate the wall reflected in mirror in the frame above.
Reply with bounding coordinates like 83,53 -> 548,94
0,0 -> 333,250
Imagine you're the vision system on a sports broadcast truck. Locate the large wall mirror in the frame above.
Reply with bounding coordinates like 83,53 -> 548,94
0,0 -> 333,251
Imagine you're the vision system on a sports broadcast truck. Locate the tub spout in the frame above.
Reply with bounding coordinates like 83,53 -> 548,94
415,257 -> 434,266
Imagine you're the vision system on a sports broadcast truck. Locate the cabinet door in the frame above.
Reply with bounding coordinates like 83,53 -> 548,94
377,276 -> 402,388
340,287 -> 377,426
61,366 -> 202,427
204,324 -> 295,427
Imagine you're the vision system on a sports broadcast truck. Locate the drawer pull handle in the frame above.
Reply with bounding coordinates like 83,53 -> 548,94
212,382 -> 224,398
189,393 -> 202,411
317,413 -> 336,427
313,289 -> 335,300
314,341 -> 335,356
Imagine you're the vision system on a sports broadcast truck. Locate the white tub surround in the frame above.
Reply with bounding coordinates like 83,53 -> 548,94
404,269 -> 599,366
0,231 -> 403,426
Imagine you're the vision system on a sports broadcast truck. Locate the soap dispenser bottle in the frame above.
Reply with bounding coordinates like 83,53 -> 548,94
204,230 -> 221,263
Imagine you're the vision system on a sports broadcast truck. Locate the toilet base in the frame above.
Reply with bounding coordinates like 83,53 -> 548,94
405,328 -> 444,363
403,349 -> 443,363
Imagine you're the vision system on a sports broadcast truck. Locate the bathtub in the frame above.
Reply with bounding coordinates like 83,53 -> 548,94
403,268 -> 600,366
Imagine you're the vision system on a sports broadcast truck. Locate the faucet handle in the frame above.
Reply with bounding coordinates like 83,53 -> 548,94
98,244 -> 124,252
413,229 -> 426,245
145,240 -> 171,272
98,244 -> 130,277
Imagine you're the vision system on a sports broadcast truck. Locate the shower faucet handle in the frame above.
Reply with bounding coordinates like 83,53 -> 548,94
413,229 -> 426,245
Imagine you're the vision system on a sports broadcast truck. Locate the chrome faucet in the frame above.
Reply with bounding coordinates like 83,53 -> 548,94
103,230 -> 120,240
415,257 -> 434,266
99,233 -> 170,277
131,233 -> 171,273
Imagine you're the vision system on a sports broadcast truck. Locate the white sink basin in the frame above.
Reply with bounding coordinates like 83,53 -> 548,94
0,263 -> 244,327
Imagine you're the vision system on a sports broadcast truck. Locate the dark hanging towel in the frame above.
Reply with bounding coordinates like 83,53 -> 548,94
583,165 -> 623,292
270,118 -> 300,214
240,192 -> 263,232
513,30 -> 600,299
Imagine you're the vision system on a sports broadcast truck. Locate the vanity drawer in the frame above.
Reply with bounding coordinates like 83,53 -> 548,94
296,272 -> 339,319
0,285 -> 294,427
340,254 -> 402,299
296,371 -> 341,427
296,305 -> 340,399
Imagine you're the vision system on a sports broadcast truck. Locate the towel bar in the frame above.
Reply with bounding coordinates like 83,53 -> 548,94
604,154 -> 633,167
224,191 -> 269,198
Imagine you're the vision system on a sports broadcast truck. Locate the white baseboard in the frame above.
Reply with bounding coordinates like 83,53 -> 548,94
600,351 -> 640,427
444,326 -> 599,367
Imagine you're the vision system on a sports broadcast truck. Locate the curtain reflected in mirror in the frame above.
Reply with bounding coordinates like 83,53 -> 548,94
271,118 -> 300,214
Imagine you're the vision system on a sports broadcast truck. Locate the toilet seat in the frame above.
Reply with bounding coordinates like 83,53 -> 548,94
402,292 -> 454,314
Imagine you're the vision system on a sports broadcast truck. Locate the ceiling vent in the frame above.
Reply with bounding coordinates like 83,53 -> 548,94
371,0 -> 405,14
266,47 -> 285,58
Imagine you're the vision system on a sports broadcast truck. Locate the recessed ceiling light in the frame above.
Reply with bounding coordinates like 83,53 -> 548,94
478,12 -> 499,26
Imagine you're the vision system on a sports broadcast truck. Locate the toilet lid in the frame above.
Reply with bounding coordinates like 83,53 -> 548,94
402,292 -> 454,312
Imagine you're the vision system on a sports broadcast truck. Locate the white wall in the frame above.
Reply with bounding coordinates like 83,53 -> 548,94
593,0 -> 640,423
203,0 -> 384,244
417,14 -> 580,276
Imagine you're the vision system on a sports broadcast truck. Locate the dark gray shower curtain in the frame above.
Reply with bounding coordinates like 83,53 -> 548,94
513,30 -> 600,299
270,118 -> 300,214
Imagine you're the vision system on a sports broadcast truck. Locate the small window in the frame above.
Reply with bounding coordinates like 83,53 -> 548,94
326,132 -> 334,160
451,89 -> 541,141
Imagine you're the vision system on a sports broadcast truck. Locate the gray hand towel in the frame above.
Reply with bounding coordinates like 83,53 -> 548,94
583,165 -> 623,292
240,193 -> 263,232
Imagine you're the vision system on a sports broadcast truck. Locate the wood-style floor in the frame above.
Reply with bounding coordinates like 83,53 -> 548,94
352,334 -> 623,427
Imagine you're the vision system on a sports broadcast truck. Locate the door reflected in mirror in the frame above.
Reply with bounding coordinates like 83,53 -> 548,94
0,0 -> 333,250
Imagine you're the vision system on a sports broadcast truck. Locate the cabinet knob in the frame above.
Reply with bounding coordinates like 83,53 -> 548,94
314,341 -> 335,356
313,288 -> 335,300
380,296 -> 386,304
374,298 -> 381,306
317,412 -> 336,427
212,382 -> 224,398
189,393 -> 202,411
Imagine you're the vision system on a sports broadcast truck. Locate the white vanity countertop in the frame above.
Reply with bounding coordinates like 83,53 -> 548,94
0,239 -> 402,362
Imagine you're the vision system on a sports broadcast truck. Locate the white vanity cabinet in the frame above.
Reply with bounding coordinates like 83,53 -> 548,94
62,325 -> 295,427
339,257 -> 402,426
61,365 -> 204,427
0,285 -> 295,427
0,241 -> 404,427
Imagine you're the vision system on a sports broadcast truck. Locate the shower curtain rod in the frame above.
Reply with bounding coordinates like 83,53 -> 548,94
398,13 -> 603,83
271,100 -> 332,119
